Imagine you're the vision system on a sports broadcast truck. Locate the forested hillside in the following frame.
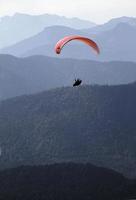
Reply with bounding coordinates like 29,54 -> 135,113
0,163 -> 135,200
0,84 -> 136,177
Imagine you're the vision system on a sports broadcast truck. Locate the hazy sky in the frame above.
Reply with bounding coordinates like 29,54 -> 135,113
0,0 -> 136,23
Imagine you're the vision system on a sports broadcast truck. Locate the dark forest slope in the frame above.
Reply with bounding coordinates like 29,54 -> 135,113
0,84 -> 136,177
0,163 -> 135,200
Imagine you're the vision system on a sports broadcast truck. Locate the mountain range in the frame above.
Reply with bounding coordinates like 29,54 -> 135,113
84,16 -> 136,33
1,20 -> 136,62
0,13 -> 95,48
0,83 -> 136,178
0,55 -> 136,100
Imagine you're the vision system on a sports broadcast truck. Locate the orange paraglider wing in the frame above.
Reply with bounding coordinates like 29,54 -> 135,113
55,35 -> 100,55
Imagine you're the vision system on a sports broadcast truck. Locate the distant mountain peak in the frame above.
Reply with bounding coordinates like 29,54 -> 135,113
106,16 -> 136,27
0,13 -> 95,48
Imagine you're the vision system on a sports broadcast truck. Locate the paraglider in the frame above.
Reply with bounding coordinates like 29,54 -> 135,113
55,35 -> 100,55
55,35 -> 100,87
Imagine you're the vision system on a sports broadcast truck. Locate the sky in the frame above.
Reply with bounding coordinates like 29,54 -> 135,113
0,0 -> 136,23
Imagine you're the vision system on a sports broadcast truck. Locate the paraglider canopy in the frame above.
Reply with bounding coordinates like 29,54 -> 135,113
55,35 -> 100,55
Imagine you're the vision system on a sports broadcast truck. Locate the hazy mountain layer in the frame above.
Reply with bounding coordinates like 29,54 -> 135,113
0,55 -> 136,100
84,16 -> 136,33
0,13 -> 95,48
1,22 -> 136,62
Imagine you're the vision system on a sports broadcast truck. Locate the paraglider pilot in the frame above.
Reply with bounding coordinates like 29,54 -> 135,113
73,79 -> 82,87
